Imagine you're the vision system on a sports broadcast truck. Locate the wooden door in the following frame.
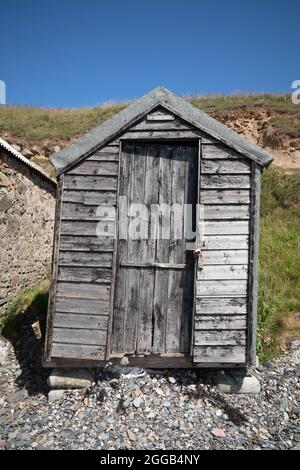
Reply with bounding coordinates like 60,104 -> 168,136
111,141 -> 198,356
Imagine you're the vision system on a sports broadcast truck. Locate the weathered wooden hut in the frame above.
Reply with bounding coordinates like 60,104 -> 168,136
44,87 -> 272,368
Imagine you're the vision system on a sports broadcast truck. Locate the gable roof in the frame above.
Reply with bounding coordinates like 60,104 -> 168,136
0,137 -> 56,186
50,87 -> 273,174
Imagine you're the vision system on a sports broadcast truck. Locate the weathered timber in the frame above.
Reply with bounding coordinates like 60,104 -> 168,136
201,175 -> 250,189
54,313 -> 109,330
55,297 -> 109,314
196,297 -> 247,314
197,264 -> 248,280
193,346 -> 246,363
202,250 -> 249,265
58,251 -> 113,267
194,315 -> 246,330
203,205 -> 250,220
200,190 -> 250,204
52,328 -> 107,346
194,330 -> 246,346
197,280 -> 248,297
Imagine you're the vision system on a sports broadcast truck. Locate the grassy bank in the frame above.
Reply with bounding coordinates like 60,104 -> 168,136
1,93 -> 299,143
258,167 -> 300,362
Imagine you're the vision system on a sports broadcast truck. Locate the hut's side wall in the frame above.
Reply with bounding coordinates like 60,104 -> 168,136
45,141 -> 119,361
193,142 -> 252,365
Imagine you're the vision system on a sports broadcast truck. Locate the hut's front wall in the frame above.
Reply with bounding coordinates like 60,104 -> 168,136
45,106 -> 258,367
45,140 -> 119,361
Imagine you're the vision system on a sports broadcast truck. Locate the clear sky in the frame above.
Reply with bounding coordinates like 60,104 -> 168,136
0,0 -> 299,107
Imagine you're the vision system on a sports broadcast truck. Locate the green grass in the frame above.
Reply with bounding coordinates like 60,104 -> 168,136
1,93 -> 299,143
269,115 -> 300,138
0,285 -> 49,338
258,168 -> 300,363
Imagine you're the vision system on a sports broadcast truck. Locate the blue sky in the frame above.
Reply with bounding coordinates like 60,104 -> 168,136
0,0 -> 299,107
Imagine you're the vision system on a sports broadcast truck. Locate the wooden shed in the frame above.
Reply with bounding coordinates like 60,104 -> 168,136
44,87 -> 273,368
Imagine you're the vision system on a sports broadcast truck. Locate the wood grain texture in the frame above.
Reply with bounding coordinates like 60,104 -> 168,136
60,235 -> 113,252
201,175 -> 250,189
51,343 -> 106,359
53,328 -> 107,346
203,205 -> 250,220
193,346 -> 246,363
197,280 -> 248,297
202,250 -> 248,265
202,235 -> 249,250
200,190 -> 250,204
201,159 -> 250,174
195,315 -> 246,330
196,297 -> 247,314
58,251 -> 112,267
55,297 -> 109,315
54,313 -> 109,330
194,330 -> 246,346
197,264 -> 248,280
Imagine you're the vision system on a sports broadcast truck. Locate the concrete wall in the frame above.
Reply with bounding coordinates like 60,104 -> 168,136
0,149 -> 56,314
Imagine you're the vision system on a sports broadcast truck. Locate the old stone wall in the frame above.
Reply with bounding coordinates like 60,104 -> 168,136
0,149 -> 56,314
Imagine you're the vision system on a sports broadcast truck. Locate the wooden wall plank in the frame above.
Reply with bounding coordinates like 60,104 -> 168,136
204,221 -> 249,235
201,175 -> 250,189
200,190 -> 250,204
202,235 -> 249,250
68,161 -> 118,176
203,205 -> 250,220
121,130 -> 201,140
55,297 -> 109,315
54,313 -> 109,330
196,297 -> 247,314
60,235 -> 113,252
58,266 -> 111,283
202,159 -> 250,174
52,328 -> 107,346
59,251 -> 112,267
51,343 -> 106,359
193,346 -> 246,363
63,190 -> 117,206
197,280 -> 248,297
202,250 -> 248,265
198,264 -> 248,280
60,220 -> 115,237
64,175 -> 117,191
202,144 -> 242,160
195,315 -> 246,330
194,330 -> 246,346
56,282 -> 110,299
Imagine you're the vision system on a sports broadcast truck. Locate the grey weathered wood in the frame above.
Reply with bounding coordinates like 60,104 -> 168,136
193,346 -> 246,363
194,330 -> 246,346
105,140 -> 122,360
198,264 -> 248,280
51,343 -> 106,359
56,282 -> 110,299
60,235 -> 113,252
202,235 -> 249,250
202,250 -> 248,265
203,205 -> 250,220
58,266 -> 111,283
195,315 -> 246,330
204,221 -> 249,235
45,175 -> 63,362
196,297 -> 247,314
67,161 -> 118,176
63,190 -> 117,206
201,159 -> 250,174
202,144 -> 242,160
61,202 -> 115,221
200,189 -> 250,204
248,163 -> 261,365
201,175 -> 250,189
64,175 -> 117,191
52,328 -> 107,346
197,280 -> 248,297
60,220 -> 115,237
121,130 -> 201,140
54,313 -> 109,330
55,297 -> 109,315
59,251 -> 112,267
121,261 -> 187,269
